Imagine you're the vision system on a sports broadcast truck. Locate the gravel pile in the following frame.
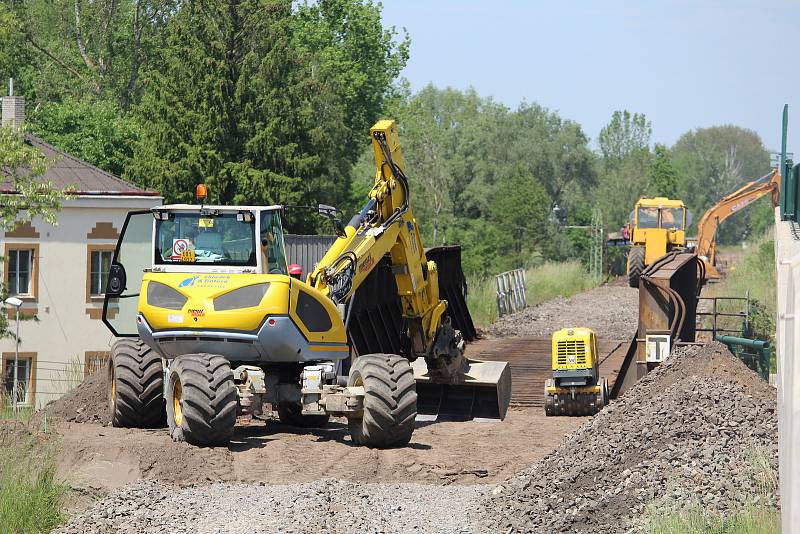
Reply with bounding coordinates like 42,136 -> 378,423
486,342 -> 778,533
54,478 -> 487,534
486,282 -> 638,340
44,366 -> 110,424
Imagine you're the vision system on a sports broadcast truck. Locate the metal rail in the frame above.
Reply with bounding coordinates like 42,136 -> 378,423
464,336 -> 632,407
696,293 -> 750,338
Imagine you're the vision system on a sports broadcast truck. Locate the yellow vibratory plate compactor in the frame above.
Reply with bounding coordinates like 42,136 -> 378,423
544,327 -> 609,416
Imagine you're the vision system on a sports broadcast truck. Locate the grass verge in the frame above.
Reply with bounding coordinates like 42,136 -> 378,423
0,426 -> 67,533
640,447 -> 779,534
704,232 -> 776,371
468,261 -> 600,328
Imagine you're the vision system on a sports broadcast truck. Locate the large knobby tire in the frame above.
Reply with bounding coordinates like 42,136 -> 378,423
347,354 -> 417,448
109,338 -> 165,428
277,402 -> 330,428
166,354 -> 237,446
627,246 -> 645,288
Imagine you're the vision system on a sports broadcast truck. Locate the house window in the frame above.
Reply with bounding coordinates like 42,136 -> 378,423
84,351 -> 109,378
89,250 -> 114,296
3,354 -> 34,406
8,249 -> 33,296
4,244 -> 38,301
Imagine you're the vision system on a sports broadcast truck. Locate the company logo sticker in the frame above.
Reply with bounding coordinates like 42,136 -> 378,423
178,275 -> 230,289
179,276 -> 200,288
188,309 -> 205,318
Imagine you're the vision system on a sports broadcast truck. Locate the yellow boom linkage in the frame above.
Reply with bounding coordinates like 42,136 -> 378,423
310,120 -> 511,417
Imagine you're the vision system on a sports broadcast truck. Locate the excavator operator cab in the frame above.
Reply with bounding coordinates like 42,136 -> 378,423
626,197 -> 690,288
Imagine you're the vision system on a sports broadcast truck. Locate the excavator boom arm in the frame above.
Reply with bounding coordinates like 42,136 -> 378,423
695,169 -> 780,267
310,120 -> 448,360
308,120 -> 512,420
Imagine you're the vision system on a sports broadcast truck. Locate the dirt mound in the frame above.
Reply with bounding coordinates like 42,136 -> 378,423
44,367 -> 111,424
486,342 -> 778,533
486,283 -> 638,340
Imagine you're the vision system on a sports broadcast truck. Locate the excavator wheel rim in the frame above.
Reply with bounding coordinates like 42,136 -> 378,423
172,380 -> 183,427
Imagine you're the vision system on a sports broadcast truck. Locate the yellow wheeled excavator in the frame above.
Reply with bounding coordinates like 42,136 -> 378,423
102,120 -> 511,448
544,327 -> 608,416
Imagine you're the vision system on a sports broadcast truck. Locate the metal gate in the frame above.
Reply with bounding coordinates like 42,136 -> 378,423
496,268 -> 526,316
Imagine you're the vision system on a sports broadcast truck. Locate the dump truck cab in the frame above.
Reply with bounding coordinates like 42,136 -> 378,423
626,197 -> 690,287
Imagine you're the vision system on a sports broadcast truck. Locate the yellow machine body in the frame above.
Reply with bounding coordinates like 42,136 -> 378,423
630,197 -> 687,265
103,119 -> 511,451
550,327 -> 598,372
137,271 -> 349,363
544,327 -> 607,416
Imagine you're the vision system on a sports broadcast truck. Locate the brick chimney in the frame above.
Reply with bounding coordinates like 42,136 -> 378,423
2,79 -> 25,132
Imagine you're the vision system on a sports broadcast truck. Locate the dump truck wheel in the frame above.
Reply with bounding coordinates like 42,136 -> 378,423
347,354 -> 417,448
627,246 -> 645,288
109,338 -> 165,428
166,354 -> 237,446
277,403 -> 330,428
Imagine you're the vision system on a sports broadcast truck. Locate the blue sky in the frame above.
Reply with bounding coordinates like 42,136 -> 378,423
380,0 -> 800,157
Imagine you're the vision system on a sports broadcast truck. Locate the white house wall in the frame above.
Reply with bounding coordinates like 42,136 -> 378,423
0,196 -> 161,408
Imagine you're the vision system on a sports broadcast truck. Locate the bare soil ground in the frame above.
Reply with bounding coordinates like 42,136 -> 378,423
53,407 -> 583,496
27,281 -> 659,532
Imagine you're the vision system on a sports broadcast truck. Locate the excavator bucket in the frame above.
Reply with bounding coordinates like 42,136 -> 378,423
412,358 -> 512,421
347,246 -> 512,420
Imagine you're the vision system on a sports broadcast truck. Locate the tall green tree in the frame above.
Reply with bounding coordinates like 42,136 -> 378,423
671,125 -> 770,242
648,144 -> 679,198
30,97 -> 139,176
126,0 -> 407,232
597,110 -> 651,170
489,165 -> 550,269
1,0 -> 177,107
595,110 -> 653,230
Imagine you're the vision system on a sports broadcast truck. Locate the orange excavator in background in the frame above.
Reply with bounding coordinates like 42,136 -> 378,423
694,168 -> 781,279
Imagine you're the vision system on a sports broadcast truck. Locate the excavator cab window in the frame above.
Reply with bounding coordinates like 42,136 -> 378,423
155,212 -> 256,266
637,207 -> 659,229
260,210 -> 289,275
660,208 -> 684,230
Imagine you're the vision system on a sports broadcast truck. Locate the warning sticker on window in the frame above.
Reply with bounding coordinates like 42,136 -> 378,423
172,239 -> 194,261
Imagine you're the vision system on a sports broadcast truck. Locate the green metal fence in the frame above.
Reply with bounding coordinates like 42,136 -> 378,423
780,104 -> 800,222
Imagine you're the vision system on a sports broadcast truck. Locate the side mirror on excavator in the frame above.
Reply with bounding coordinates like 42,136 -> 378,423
318,204 -> 347,237
106,263 -> 127,297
